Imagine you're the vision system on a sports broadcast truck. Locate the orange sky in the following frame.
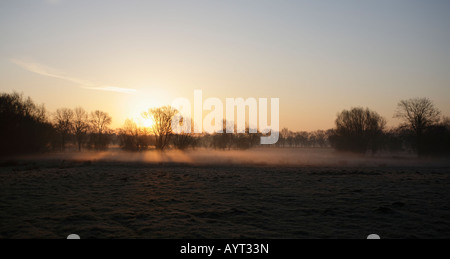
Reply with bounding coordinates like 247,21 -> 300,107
1,1 -> 449,131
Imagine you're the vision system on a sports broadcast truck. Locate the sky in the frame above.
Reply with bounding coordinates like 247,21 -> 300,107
0,0 -> 449,131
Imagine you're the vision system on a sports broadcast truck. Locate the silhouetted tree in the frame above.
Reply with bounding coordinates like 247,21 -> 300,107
439,117 -> 450,154
312,130 -> 329,148
443,117 -> 450,131
279,128 -> 290,147
118,119 -> 151,151
0,92 -> 54,156
119,119 -> 138,151
212,134 -> 232,150
211,120 -> 233,150
381,128 -> 408,153
395,98 -> 441,156
210,121 -> 260,150
295,132 -> 309,147
54,108 -> 74,151
233,128 -> 260,150
171,117 -> 197,150
330,107 -> 386,154
172,133 -> 197,150
421,123 -> 450,155
73,107 -> 89,151
142,106 -> 177,151
89,110 -> 112,150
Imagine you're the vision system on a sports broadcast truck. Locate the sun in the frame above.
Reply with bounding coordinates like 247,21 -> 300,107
142,117 -> 155,128
130,116 -> 154,129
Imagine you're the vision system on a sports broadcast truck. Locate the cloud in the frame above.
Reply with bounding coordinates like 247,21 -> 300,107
82,86 -> 137,94
11,59 -> 137,94
11,59 -> 94,86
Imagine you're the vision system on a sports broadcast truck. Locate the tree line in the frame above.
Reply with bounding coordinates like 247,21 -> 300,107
53,108 -> 113,151
1,92 -> 449,156
118,97 -> 450,156
276,98 -> 450,156
329,98 -> 450,156
0,92 -> 113,155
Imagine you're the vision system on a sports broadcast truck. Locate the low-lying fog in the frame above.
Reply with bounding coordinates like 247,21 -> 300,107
9,148 -> 450,167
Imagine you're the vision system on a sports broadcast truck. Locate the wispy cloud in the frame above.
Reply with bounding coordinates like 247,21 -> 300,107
82,86 -> 137,94
11,59 -> 94,86
11,59 -> 137,94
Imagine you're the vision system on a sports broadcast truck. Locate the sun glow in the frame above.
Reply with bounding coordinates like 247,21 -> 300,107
142,117 -> 155,128
119,88 -> 174,129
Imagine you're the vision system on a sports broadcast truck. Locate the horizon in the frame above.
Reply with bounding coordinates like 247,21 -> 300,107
1,90 -> 448,134
1,0 -> 450,131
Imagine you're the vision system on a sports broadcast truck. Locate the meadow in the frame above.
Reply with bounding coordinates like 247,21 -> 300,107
1,148 -> 449,239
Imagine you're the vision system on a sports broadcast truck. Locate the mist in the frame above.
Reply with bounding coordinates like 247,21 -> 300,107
11,148 -> 449,168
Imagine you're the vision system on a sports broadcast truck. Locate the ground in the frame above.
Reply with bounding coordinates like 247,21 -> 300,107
1,149 -> 449,239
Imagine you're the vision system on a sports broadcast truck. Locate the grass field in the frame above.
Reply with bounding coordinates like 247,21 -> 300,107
1,149 -> 449,239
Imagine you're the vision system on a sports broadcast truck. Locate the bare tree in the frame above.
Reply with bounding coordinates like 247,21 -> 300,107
118,119 -> 150,151
90,110 -> 112,134
330,107 -> 386,153
280,128 -> 290,147
395,98 -> 440,155
312,130 -> 328,148
89,110 -> 112,150
295,132 -> 310,147
211,120 -> 233,150
142,106 -> 177,151
54,108 -> 74,151
172,117 -> 197,150
73,107 -> 89,151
